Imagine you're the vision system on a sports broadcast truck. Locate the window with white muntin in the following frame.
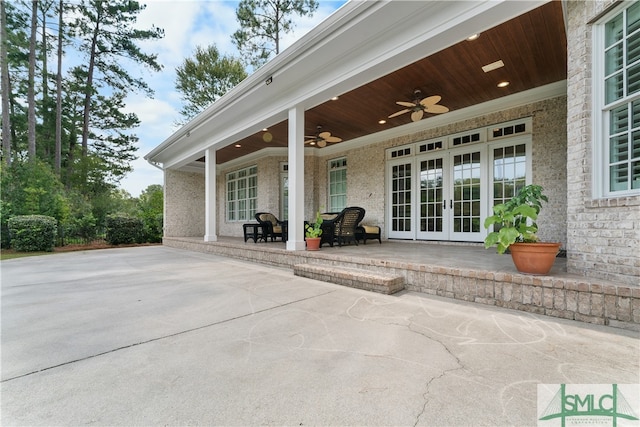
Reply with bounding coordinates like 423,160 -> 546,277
226,165 -> 257,221
328,157 -> 347,212
595,2 -> 640,196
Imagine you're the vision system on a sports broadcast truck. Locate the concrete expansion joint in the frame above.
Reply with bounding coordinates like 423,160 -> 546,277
2,289 -> 338,384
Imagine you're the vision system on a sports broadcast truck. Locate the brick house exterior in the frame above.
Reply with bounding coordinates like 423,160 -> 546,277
149,1 -> 639,288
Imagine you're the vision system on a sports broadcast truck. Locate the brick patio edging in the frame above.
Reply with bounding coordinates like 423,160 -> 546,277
163,237 -> 639,330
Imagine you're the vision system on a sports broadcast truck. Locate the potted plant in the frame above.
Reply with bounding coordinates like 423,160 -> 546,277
305,211 -> 323,251
484,184 -> 561,275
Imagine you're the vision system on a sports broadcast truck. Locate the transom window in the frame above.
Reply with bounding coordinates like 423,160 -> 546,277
328,157 -> 347,212
226,166 -> 257,221
597,2 -> 640,195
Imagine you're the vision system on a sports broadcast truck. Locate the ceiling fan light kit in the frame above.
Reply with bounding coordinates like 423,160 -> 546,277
304,125 -> 342,148
388,89 -> 449,122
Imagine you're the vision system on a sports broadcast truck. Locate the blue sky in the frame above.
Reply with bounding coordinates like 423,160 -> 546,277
119,0 -> 347,196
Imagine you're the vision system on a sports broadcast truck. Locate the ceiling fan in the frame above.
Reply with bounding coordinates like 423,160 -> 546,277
304,125 -> 342,148
388,89 -> 449,122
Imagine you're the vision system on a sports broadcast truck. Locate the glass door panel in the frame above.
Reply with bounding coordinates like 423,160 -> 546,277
417,156 -> 448,239
451,150 -> 484,241
388,162 -> 413,238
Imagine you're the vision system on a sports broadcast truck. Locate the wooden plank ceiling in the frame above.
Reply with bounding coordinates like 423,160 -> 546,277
212,1 -> 566,164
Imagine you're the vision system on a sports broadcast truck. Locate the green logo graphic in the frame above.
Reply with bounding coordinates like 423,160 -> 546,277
538,384 -> 639,427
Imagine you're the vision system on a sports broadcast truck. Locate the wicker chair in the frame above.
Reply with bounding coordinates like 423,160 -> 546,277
255,212 -> 285,241
333,207 -> 366,247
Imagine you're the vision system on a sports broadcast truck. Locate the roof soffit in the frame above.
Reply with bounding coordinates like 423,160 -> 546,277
148,0 -> 552,169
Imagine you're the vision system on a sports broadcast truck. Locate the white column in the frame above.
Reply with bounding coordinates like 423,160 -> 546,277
286,106 -> 306,250
204,147 -> 217,242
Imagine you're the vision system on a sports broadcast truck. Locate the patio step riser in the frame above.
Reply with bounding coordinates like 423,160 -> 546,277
293,264 -> 404,295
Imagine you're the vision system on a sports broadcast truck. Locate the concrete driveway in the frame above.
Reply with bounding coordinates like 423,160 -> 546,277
1,246 -> 638,426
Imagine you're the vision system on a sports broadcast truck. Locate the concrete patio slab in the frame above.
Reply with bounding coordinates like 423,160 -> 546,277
1,246 -> 638,426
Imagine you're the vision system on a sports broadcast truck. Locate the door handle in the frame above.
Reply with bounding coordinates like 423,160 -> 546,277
442,200 -> 446,210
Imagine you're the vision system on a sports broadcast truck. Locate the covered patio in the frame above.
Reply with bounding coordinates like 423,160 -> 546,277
162,237 -> 639,331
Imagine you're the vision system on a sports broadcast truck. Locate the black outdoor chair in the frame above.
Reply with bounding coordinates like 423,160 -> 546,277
318,212 -> 340,247
255,212 -> 285,241
332,207 -> 366,247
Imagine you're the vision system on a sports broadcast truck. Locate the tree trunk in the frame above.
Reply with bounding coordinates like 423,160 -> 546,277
27,0 -> 38,160
81,1 -> 101,158
0,0 -> 11,165
55,0 -> 63,174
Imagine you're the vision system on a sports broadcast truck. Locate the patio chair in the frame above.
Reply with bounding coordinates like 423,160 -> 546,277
356,225 -> 382,244
333,207 -> 366,247
319,212 -> 340,247
255,212 -> 285,241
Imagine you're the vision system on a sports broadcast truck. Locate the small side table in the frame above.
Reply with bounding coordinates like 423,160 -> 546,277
243,223 -> 265,243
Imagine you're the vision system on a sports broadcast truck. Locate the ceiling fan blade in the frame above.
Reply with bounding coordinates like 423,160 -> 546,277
304,139 -> 316,144
411,110 -> 424,122
388,108 -> 410,118
425,104 -> 449,114
318,131 -> 332,139
396,101 -> 416,107
317,139 -> 327,148
325,136 -> 342,143
419,95 -> 442,107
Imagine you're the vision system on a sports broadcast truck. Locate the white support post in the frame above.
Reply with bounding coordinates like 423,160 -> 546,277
204,147 -> 217,242
286,106 -> 306,250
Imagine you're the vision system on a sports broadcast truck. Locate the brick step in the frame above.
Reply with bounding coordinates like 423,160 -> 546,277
293,263 -> 405,295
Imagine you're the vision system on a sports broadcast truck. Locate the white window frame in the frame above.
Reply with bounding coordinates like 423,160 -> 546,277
328,157 -> 347,212
592,1 -> 640,197
226,165 -> 257,222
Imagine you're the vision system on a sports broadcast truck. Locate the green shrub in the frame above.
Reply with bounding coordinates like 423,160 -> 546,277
8,215 -> 57,252
62,213 -> 99,243
142,213 -> 163,243
1,200 -> 12,248
105,215 -> 143,245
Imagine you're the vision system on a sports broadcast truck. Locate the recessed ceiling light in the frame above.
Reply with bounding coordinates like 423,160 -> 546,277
262,128 -> 268,132
467,33 -> 480,41
378,119 -> 386,124
235,144 -> 242,148
497,81 -> 510,88
331,96 -> 339,101
482,60 -> 504,73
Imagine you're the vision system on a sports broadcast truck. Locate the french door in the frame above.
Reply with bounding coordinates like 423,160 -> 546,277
416,147 -> 485,241
387,123 -> 531,242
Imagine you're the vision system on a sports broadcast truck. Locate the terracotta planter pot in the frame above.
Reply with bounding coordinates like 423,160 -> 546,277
305,237 -> 321,251
509,242 -> 561,275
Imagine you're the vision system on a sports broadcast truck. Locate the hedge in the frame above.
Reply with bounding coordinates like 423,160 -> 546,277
105,215 -> 143,245
7,215 -> 57,252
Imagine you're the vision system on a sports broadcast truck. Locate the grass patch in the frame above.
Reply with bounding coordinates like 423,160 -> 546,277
1,241 -> 160,261
1,250 -> 52,260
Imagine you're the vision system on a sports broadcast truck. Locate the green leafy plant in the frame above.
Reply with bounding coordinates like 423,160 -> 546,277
105,215 -> 143,245
305,211 -> 323,238
8,215 -> 58,252
484,184 -> 548,254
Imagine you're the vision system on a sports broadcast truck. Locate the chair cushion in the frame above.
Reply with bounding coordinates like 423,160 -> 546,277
258,213 -> 277,226
273,226 -> 282,233
320,213 -> 338,221
362,225 -> 380,234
